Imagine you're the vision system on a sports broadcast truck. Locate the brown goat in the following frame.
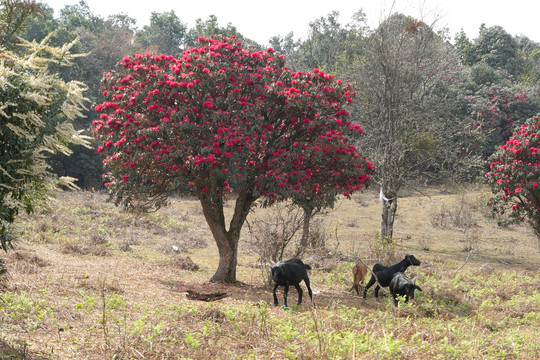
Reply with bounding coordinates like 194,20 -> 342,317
349,261 -> 368,295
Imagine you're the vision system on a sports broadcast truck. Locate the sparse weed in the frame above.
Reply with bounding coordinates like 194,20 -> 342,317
367,232 -> 398,264
1,291 -> 54,331
184,333 -> 200,349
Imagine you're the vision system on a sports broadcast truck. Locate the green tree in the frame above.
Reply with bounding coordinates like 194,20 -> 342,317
92,37 -> 372,282
269,32 -> 302,71
0,0 -> 43,48
485,114 -> 540,250
136,10 -> 187,56
467,25 -> 520,76
185,15 -> 260,49
299,10 -> 365,75
0,33 -> 90,251
57,0 -> 103,30
456,26 -> 540,85
11,2 -> 56,44
515,35 -> 540,85
454,30 -> 477,66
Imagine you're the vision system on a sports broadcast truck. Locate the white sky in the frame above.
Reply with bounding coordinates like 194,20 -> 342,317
42,0 -> 540,45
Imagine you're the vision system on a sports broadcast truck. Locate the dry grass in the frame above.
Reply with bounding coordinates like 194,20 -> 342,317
0,187 -> 539,359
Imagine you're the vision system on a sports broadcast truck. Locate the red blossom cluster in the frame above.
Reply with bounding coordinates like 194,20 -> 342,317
91,36 -> 372,209
485,115 -> 540,230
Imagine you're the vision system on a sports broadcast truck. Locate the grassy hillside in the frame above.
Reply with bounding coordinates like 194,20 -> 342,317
1,187 -> 539,359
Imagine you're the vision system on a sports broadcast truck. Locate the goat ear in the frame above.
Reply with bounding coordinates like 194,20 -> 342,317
415,285 -> 423,292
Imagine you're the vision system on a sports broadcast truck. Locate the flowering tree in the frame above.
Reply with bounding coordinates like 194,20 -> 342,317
485,114 -> 540,250
0,33 -> 90,252
465,83 -> 540,158
92,36 -> 373,282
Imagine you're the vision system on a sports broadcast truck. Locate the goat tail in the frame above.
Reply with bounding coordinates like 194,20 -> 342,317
304,264 -> 312,270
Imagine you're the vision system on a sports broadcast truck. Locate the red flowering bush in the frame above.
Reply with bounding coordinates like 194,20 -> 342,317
485,114 -> 540,246
466,85 -> 540,157
92,36 -> 373,281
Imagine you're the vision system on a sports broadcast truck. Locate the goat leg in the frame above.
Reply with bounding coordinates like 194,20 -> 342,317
294,284 -> 303,306
304,278 -> 314,305
283,284 -> 290,308
272,284 -> 279,306
304,280 -> 315,306
363,276 -> 376,299
374,285 -> 381,298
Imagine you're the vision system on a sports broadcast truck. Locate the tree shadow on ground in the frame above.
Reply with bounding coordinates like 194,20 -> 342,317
0,338 -> 51,360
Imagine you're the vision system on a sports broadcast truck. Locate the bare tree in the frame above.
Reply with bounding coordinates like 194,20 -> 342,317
349,13 -> 463,241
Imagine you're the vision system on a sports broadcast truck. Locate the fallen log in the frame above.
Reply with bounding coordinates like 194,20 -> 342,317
186,290 -> 229,302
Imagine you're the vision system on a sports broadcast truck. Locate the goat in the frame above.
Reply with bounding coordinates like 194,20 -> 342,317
389,272 -> 422,306
349,261 -> 368,295
271,258 -> 313,308
363,254 -> 421,299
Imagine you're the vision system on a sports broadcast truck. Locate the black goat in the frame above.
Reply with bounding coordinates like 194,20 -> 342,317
389,272 -> 422,306
363,254 -> 421,299
271,258 -> 313,308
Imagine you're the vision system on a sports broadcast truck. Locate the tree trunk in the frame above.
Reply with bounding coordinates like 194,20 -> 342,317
199,189 -> 256,283
381,195 -> 398,242
300,206 -> 313,248
210,228 -> 238,283
534,227 -> 540,252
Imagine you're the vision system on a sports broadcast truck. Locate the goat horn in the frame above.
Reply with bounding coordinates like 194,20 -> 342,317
413,277 -> 417,285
